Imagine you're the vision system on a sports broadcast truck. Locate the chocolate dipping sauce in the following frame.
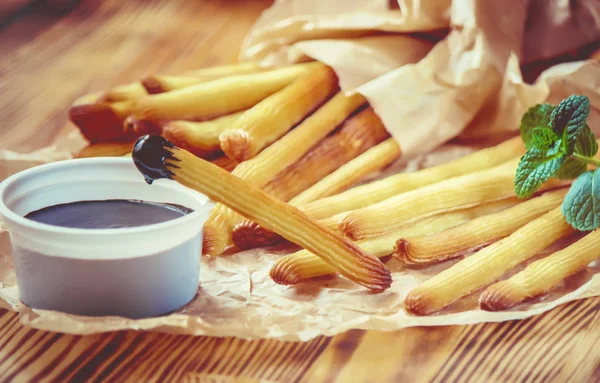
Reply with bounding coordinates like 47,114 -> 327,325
25,200 -> 193,229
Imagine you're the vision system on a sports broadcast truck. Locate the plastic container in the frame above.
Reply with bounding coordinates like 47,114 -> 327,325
0,157 -> 212,318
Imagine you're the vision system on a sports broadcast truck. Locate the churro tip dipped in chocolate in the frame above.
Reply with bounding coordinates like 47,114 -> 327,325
131,134 -> 392,291
132,134 -> 179,184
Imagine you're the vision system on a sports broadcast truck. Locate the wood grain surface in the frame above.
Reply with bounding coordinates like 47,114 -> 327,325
1,1 -> 600,382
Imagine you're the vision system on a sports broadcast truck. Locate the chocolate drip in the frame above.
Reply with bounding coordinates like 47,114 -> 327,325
132,135 -> 180,184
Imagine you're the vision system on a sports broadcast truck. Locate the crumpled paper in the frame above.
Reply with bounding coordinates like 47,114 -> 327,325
1,0 -> 600,340
243,0 -> 599,156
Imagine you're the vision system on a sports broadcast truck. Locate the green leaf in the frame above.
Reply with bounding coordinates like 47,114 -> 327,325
554,125 -> 597,180
520,104 -> 556,149
514,141 -> 566,198
561,170 -> 600,231
574,124 -> 598,157
554,157 -> 588,180
551,95 -> 591,154
530,127 -> 558,150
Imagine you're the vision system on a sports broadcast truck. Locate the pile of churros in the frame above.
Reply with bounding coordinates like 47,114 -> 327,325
70,57 -> 600,316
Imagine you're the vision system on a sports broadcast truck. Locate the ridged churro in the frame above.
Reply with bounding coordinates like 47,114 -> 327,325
270,199 -> 519,285
404,207 -> 575,315
480,229 -> 600,311
299,137 -> 526,222
340,158 -> 568,240
69,63 -> 318,143
219,65 -> 338,161
394,189 -> 567,266
132,135 -> 392,291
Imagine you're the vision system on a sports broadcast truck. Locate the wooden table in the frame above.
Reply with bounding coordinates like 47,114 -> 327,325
1,1 -> 600,381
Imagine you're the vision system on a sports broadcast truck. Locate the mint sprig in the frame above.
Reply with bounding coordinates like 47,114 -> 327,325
515,94 -> 600,230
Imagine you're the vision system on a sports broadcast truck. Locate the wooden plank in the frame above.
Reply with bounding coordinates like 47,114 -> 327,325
1,299 -> 600,382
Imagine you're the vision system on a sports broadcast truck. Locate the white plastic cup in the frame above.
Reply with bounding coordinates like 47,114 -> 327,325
0,157 -> 212,318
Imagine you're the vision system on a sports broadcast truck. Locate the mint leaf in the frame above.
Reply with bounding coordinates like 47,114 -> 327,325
561,170 -> 600,231
551,95 -> 591,154
531,127 -> 558,150
520,104 -> 556,149
515,141 -> 566,198
554,125 -> 597,180
574,124 -> 598,157
554,158 -> 587,180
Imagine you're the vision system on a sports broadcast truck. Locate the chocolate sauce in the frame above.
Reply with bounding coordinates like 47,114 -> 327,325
25,200 -> 193,229
132,135 -> 179,185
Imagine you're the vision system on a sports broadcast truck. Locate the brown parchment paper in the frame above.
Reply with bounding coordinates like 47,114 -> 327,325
1,0 -> 600,340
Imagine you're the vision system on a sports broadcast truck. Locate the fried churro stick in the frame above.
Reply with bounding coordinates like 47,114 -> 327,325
69,63 -> 319,143
202,92 -> 367,255
220,65 -> 339,161
231,107 -> 390,249
161,111 -> 245,157
340,158 -> 568,240
299,136 -> 526,221
394,189 -> 568,266
404,207 -> 575,315
76,142 -> 134,158
270,199 -> 519,285
132,135 -> 392,291
291,138 -> 401,205
480,230 -> 600,311
127,64 -> 318,123
235,138 -> 524,249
